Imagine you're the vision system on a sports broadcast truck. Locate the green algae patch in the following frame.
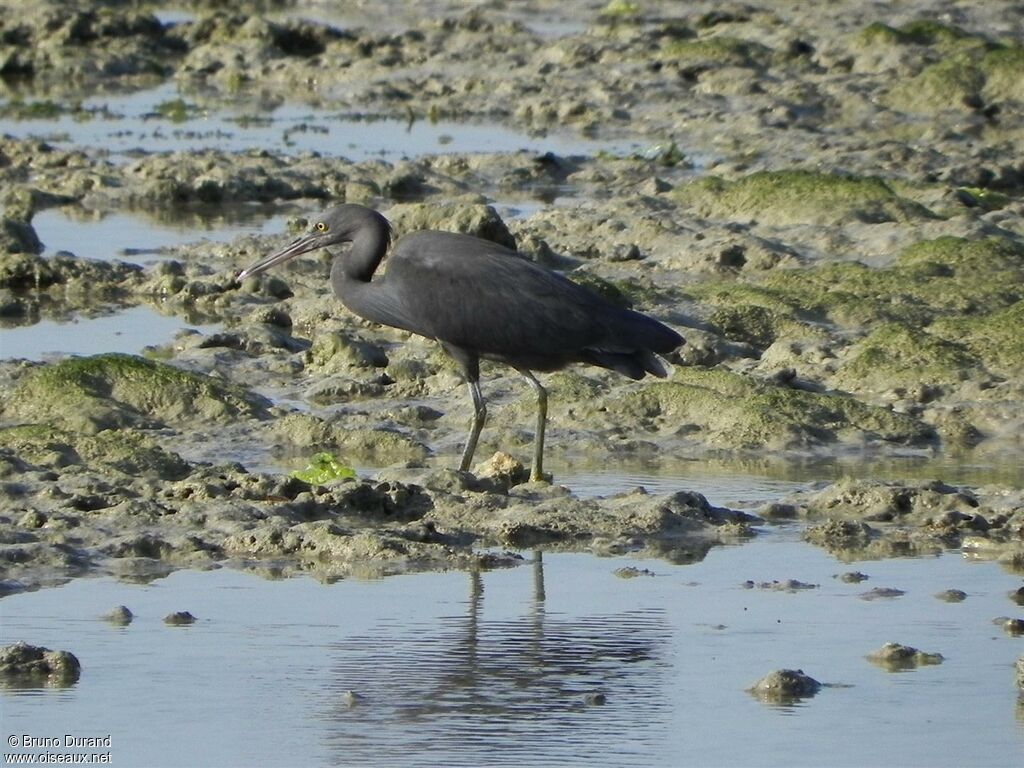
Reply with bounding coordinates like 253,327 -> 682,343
981,45 -> 1024,102
856,21 -> 974,49
603,368 -> 931,450
954,187 -> 1011,211
862,20 -> 1024,112
567,272 -> 634,309
661,36 -> 771,68
833,323 -> 977,393
0,99 -> 67,119
930,300 -> 1024,378
154,98 -> 197,123
269,413 -> 429,464
687,236 -> 1024,341
0,353 -> 269,433
290,452 -> 357,485
0,424 -> 193,480
887,53 -> 985,113
704,299 -> 825,348
672,170 -> 933,226
599,0 -> 641,20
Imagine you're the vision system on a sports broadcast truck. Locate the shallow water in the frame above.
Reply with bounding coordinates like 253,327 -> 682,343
32,207 -> 292,264
0,305 -> 219,361
2,531 -> 1021,767
0,83 -> 640,162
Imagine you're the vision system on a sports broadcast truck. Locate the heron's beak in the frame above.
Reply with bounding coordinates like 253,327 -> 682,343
236,232 -> 328,281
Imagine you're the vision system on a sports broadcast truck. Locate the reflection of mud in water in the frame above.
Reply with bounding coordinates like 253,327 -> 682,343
323,560 -> 670,766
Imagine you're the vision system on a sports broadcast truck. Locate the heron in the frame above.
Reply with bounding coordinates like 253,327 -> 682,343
237,204 -> 683,482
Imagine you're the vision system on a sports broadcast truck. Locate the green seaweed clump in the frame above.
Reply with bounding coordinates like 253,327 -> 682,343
930,300 -> 1024,378
604,367 -> 932,450
954,187 -> 1010,211
0,99 -> 65,119
0,423 -> 193,480
154,98 -> 196,122
661,36 -> 771,68
860,20 -> 1024,111
599,0 -> 641,20
687,236 -> 1024,352
290,452 -> 357,485
0,353 -> 268,433
857,20 -> 973,49
832,323 -> 977,393
887,53 -> 985,113
672,170 -> 933,225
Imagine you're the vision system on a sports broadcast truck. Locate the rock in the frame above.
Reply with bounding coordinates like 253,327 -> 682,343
0,642 -> 81,685
614,567 -> 655,579
994,617 -> 1024,636
386,202 -> 516,250
0,217 -> 43,255
859,587 -> 906,601
867,642 -> 944,671
742,579 -> 818,592
935,589 -> 968,602
102,605 -> 134,625
673,170 -> 933,226
472,451 -> 530,491
0,354 -> 269,433
163,611 -> 197,626
747,669 -> 821,703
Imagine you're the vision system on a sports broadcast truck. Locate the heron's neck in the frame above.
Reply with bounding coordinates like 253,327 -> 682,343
330,224 -> 389,290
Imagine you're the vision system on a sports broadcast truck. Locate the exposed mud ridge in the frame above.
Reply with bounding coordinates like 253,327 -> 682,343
0,422 -> 756,594
2,0 -> 1023,590
763,479 -> 1024,566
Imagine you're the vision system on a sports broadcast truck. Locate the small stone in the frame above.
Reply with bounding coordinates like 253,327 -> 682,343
747,669 -> 821,703
472,451 -> 530,490
859,587 -> 905,601
743,579 -> 817,592
102,605 -> 133,625
836,571 -> 869,583
17,509 -> 47,529
867,642 -> 944,671
163,611 -> 197,626
614,567 -> 655,579
935,589 -> 967,603
340,690 -> 365,707
994,617 -> 1024,636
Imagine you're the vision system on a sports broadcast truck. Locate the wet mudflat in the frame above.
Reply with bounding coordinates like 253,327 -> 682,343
2,0 -> 1024,765
2,530 -> 1022,768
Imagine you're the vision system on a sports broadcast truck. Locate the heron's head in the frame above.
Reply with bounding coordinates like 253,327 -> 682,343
237,204 -> 391,280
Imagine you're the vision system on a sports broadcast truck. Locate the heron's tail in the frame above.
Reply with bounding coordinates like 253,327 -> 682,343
583,348 -> 675,380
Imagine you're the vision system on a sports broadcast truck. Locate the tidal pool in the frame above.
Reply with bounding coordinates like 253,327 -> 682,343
2,530 -> 1021,767
0,305 -> 219,361
0,83 -> 641,162
32,207 -> 293,264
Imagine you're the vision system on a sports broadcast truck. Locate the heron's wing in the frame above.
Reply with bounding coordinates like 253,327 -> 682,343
385,234 -> 614,359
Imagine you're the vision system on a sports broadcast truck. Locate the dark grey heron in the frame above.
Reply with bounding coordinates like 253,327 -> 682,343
238,204 -> 683,482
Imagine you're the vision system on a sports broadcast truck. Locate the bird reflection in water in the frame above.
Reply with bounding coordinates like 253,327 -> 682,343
321,553 -> 671,766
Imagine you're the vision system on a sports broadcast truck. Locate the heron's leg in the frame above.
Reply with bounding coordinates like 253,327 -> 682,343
520,370 -> 547,482
459,379 -> 486,472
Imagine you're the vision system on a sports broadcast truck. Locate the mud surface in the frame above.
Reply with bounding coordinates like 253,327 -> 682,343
2,0 -> 1023,592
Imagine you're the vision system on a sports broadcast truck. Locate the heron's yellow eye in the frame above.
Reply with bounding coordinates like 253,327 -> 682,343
316,222 -> 327,232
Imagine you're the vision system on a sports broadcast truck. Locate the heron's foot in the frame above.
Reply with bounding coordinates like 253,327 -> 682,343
529,469 -> 552,484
